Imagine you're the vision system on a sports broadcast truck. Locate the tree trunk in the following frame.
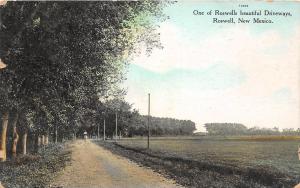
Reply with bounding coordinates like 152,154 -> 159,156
22,131 -> 27,155
0,112 -> 9,162
41,135 -> 45,145
45,135 -> 48,145
34,135 -> 39,153
37,136 -> 42,147
12,114 -> 19,158
55,125 -> 58,143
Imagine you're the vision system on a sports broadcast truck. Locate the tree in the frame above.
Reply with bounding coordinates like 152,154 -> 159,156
204,123 -> 248,136
0,1 -> 167,159
127,115 -> 196,136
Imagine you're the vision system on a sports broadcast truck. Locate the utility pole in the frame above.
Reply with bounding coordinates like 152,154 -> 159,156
103,118 -> 106,141
97,124 -> 100,140
147,93 -> 150,149
115,112 -> 118,141
55,125 -> 58,143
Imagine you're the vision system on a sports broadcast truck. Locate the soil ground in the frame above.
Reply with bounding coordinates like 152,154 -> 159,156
52,140 -> 181,188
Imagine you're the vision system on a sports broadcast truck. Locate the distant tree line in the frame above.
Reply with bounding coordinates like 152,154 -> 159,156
204,123 -> 300,136
127,115 -> 196,137
204,123 -> 247,136
56,99 -> 196,139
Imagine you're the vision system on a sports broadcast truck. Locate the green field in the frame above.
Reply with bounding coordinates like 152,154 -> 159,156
117,136 -> 300,180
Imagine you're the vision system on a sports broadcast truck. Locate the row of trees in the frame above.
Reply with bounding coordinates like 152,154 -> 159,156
127,116 -> 196,136
204,123 -> 300,136
0,1 -> 167,161
204,123 -> 247,136
79,100 -> 197,138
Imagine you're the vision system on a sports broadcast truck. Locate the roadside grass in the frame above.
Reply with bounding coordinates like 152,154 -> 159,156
97,140 -> 298,188
0,143 -> 71,188
98,136 -> 300,187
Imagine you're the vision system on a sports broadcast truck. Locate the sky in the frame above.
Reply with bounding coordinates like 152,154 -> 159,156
124,1 -> 300,132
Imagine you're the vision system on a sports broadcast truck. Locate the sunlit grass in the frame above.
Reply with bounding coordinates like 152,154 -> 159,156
118,136 -> 300,179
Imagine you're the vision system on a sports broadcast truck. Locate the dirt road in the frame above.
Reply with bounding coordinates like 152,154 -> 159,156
52,140 -> 181,188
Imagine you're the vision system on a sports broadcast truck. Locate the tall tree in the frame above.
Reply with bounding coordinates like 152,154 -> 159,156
0,1 -> 167,158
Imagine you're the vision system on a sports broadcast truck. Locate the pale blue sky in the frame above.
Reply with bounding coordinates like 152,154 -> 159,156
125,1 -> 300,131
164,1 -> 299,37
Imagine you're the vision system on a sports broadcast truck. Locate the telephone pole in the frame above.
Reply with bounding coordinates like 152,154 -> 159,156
103,118 -> 106,141
147,93 -> 150,149
115,112 -> 118,141
97,124 -> 100,140
55,125 -> 58,143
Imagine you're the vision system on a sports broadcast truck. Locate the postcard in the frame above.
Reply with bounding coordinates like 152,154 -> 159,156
0,1 -> 299,188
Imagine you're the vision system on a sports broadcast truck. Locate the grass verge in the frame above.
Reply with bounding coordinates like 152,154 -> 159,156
0,143 -> 71,188
96,141 -> 298,188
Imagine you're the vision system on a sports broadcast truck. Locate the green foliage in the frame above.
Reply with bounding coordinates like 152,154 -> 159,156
0,143 -> 70,187
0,1 -> 167,139
205,123 -> 248,136
127,115 -> 196,136
205,123 -> 300,136
78,98 -> 196,138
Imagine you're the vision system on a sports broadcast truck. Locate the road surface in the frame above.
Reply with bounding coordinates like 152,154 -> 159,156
52,140 -> 181,188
